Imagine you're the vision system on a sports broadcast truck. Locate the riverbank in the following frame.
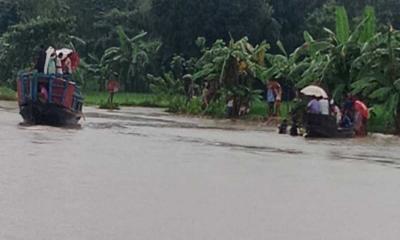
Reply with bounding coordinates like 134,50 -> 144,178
0,88 -> 394,134
84,92 -> 292,119
84,92 -> 171,108
84,92 -> 393,133
0,86 -> 16,101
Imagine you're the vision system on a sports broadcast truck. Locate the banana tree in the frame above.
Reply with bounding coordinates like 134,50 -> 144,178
351,27 -> 400,133
192,37 -> 269,116
102,27 -> 160,92
147,72 -> 185,97
80,53 -> 112,91
291,6 -> 377,101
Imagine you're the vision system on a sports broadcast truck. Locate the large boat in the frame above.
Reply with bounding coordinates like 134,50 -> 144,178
304,113 -> 354,138
17,72 -> 84,126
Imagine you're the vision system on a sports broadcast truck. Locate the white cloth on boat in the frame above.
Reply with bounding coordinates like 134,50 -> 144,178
44,46 -> 55,74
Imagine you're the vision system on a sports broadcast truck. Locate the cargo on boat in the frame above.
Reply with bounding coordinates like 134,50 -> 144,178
17,72 -> 83,126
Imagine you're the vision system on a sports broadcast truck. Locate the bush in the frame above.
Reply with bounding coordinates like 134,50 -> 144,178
0,86 -> 16,101
99,102 -> 120,110
185,97 -> 203,115
167,96 -> 186,113
204,99 -> 227,118
368,105 -> 395,133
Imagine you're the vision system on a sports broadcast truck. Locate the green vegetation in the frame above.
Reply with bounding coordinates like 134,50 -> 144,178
0,86 -> 16,101
84,92 -> 170,108
1,1 -> 400,133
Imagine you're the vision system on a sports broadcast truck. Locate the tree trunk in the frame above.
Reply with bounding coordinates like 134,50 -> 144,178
396,109 -> 400,135
98,78 -> 105,91
224,57 -> 240,116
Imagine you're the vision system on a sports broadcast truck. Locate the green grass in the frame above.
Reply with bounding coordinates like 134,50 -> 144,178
84,92 -> 171,108
0,86 -> 16,101
247,101 -> 294,120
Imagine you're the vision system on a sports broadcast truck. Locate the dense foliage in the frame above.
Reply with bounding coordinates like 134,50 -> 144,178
1,0 -> 400,131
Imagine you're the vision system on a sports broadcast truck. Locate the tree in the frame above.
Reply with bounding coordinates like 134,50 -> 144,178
0,17 -> 75,85
0,0 -> 20,34
305,0 -> 337,39
101,27 -> 160,92
270,0 -> 325,52
17,0 -> 69,19
351,27 -> 400,132
151,0 -> 278,61
66,0 -> 151,57
193,37 -> 269,116
284,6 -> 377,101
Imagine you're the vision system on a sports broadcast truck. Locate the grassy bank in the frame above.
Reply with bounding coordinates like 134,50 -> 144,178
84,92 -> 393,134
84,92 -> 170,108
0,89 -> 392,133
0,88 -> 391,134
0,86 -> 16,101
86,92 -> 293,120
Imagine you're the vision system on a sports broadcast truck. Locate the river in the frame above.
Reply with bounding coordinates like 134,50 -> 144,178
1,101 -> 400,240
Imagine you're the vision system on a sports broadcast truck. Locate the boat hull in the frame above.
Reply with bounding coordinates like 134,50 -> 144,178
20,101 -> 81,126
304,113 -> 354,138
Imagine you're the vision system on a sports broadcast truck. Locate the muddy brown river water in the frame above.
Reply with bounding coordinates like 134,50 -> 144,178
1,100 -> 400,240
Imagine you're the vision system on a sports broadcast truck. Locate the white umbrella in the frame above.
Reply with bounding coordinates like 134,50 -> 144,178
301,85 -> 329,98
56,48 -> 73,60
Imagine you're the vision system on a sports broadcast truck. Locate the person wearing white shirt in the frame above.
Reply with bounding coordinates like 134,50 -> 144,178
319,98 -> 329,115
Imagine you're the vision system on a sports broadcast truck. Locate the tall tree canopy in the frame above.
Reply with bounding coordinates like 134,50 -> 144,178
151,0 -> 279,60
0,0 -> 400,89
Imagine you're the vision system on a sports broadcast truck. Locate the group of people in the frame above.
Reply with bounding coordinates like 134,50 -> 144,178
307,96 -> 330,116
306,93 -> 368,136
34,45 -> 76,104
35,45 -> 73,75
265,80 -> 282,117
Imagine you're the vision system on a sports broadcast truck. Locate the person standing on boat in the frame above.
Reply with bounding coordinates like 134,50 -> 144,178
342,93 -> 355,120
307,96 -> 321,114
56,53 -> 63,75
64,54 -> 73,75
47,53 -> 57,75
35,45 -> 46,73
330,100 -> 342,125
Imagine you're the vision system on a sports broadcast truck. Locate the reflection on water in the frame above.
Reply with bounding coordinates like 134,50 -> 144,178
1,101 -> 400,240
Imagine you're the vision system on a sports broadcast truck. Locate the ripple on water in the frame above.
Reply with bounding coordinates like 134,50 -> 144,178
174,136 -> 303,155
330,151 -> 400,169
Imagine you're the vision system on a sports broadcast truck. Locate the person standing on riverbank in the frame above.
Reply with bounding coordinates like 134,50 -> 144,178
107,79 -> 120,104
266,82 -> 275,117
273,81 -> 282,117
202,81 -> 210,108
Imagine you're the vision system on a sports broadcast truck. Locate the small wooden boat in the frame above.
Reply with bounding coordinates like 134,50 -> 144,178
17,72 -> 84,126
304,113 -> 354,138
